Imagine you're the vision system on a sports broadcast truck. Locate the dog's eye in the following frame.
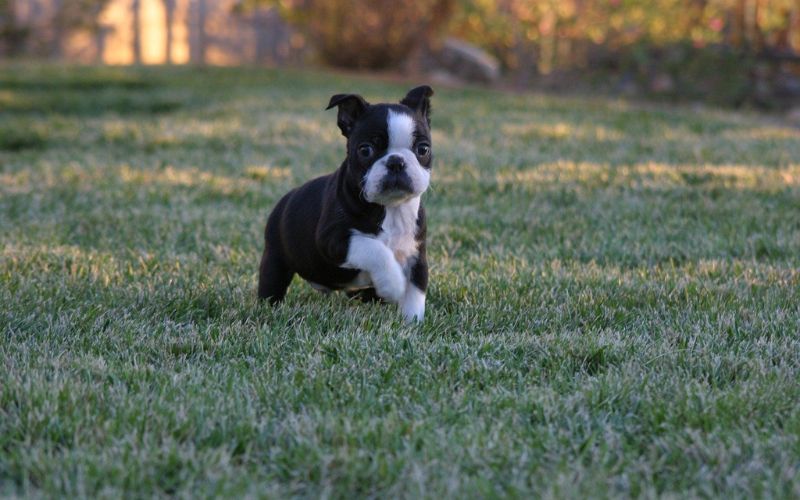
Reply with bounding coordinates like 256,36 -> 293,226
415,143 -> 431,157
357,144 -> 374,159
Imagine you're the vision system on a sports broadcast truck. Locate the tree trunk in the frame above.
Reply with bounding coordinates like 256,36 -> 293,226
751,0 -> 765,52
163,0 -> 175,64
131,0 -> 141,64
95,26 -> 107,63
50,0 -> 64,59
729,0 -> 747,48
190,0 -> 207,65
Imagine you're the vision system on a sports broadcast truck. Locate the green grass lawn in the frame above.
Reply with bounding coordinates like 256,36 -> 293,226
1,64 -> 799,498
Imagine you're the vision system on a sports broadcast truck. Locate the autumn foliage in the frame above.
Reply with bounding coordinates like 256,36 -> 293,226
447,0 -> 800,74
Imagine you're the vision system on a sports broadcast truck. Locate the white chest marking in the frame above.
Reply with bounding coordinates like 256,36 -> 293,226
340,197 -> 420,296
377,196 -> 421,266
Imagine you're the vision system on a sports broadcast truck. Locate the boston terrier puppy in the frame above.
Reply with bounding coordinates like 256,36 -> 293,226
257,86 -> 434,322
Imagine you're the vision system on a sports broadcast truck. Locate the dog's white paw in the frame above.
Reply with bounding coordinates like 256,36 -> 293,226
372,260 -> 406,303
400,285 -> 426,322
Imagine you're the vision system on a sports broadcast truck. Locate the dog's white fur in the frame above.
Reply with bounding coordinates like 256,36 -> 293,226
363,111 -> 430,206
342,232 -> 406,303
379,195 -> 421,266
342,110 -> 428,321
401,284 -> 426,321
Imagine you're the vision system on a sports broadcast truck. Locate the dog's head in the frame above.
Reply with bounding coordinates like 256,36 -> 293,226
326,86 -> 434,206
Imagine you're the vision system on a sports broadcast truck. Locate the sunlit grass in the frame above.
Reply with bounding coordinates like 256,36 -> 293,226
501,122 -> 626,141
1,65 -> 799,498
494,162 -> 800,191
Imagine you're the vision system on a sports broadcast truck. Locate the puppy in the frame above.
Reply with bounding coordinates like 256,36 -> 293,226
257,86 -> 434,322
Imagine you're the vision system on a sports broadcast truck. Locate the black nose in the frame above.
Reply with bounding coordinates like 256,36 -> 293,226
386,155 -> 405,172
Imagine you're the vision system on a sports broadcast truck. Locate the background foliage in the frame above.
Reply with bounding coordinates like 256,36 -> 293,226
260,0 -> 800,106
447,0 -> 800,72
269,0 -> 455,69
3,0 -> 800,106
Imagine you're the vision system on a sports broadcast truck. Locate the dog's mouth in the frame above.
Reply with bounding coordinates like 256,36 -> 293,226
369,172 -> 416,205
380,171 -> 414,194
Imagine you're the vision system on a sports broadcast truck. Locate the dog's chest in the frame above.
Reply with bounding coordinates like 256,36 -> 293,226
339,197 -> 421,292
378,198 -> 420,266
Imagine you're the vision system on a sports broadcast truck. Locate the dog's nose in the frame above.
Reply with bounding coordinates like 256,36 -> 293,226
386,155 -> 405,172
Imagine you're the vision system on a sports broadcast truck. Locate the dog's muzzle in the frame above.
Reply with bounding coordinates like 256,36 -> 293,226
380,154 -> 414,194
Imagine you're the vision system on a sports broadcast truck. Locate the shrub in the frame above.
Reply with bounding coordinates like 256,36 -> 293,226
275,0 -> 455,69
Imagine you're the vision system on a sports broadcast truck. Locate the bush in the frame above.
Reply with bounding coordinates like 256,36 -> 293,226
278,0 -> 454,69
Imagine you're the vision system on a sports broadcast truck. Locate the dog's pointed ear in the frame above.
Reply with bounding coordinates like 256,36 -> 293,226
326,93 -> 369,137
400,85 -> 434,125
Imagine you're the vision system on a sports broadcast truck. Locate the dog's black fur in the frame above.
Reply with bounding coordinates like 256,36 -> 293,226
257,87 -> 433,306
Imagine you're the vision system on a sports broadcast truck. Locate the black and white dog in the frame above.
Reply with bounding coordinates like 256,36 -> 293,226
257,86 -> 434,322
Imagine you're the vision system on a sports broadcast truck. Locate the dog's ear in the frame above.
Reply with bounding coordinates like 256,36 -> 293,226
400,85 -> 434,125
326,93 -> 369,137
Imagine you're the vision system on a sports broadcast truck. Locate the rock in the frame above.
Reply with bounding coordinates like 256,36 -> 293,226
427,69 -> 465,87
434,37 -> 500,84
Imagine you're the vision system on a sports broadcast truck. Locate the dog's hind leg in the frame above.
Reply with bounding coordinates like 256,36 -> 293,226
258,246 -> 293,304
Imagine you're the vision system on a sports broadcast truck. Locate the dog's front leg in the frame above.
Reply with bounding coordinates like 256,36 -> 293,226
342,234 -> 406,303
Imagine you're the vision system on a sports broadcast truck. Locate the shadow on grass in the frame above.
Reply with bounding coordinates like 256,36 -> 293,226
0,67 -> 201,117
0,88 -> 188,117
0,124 -> 49,151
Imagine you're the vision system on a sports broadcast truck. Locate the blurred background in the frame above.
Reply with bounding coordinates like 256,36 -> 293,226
2,0 -> 800,110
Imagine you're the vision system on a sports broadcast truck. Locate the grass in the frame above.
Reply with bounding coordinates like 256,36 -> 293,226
1,64 -> 799,498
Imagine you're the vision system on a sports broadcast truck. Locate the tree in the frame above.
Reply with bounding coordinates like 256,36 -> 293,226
0,0 -> 31,57
189,0 -> 207,65
50,0 -> 113,59
162,0 -> 176,64
131,0 -> 141,63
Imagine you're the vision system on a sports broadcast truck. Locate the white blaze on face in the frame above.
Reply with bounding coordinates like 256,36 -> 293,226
388,109 -> 415,150
363,110 -> 430,206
